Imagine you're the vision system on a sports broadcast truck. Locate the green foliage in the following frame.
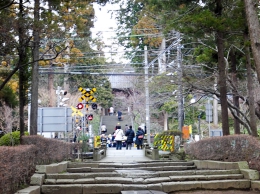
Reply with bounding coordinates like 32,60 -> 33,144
149,74 -> 178,113
0,131 -> 29,146
160,130 -> 183,136
78,133 -> 90,152
0,81 -> 18,108
90,113 -> 101,136
77,134 -> 90,142
183,105 -> 201,126
114,0 -> 146,67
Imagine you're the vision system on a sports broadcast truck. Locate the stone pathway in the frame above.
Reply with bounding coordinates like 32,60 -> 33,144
99,147 -> 171,162
112,190 -> 259,194
122,191 -> 166,194
174,190 -> 259,194
99,147 -> 152,162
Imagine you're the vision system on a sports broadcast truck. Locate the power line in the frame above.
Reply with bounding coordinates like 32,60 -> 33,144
90,27 -> 162,33
39,71 -> 155,76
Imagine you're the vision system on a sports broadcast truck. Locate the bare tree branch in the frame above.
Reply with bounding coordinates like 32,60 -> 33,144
0,46 -> 67,91
0,0 -> 15,11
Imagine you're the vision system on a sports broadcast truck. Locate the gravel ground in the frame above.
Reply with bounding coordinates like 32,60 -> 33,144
172,190 -> 259,194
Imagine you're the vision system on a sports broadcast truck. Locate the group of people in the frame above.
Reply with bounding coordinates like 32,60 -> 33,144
114,125 -> 145,150
100,124 -> 146,150
109,106 -> 123,121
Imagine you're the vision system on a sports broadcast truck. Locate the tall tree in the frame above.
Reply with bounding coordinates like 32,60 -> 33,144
30,0 -> 40,135
244,0 -> 260,86
214,0 -> 229,135
229,49 -> 240,134
244,32 -> 258,136
18,0 -> 30,140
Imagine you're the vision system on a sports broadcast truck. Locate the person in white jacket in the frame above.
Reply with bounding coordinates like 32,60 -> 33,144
114,126 -> 124,150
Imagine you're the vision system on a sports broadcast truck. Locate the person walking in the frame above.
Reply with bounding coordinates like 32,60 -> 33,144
135,126 -> 145,150
117,110 -> 122,121
124,124 -> 129,133
125,125 -> 135,150
109,106 -> 114,116
114,126 -> 124,150
100,124 -> 107,134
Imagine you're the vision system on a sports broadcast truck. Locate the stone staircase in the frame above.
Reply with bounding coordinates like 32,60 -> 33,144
101,114 -> 132,135
22,160 -> 260,194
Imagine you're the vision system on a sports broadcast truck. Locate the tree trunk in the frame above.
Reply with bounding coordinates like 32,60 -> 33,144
244,0 -> 260,85
18,0 -> 27,142
30,0 -> 40,135
215,0 -> 229,135
230,49 -> 240,134
244,33 -> 258,136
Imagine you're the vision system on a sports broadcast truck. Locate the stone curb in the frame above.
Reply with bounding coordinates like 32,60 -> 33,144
240,169 -> 259,180
251,180 -> 260,191
193,160 -> 249,170
193,160 -> 259,181
36,161 -> 68,174
14,186 -> 40,194
30,174 -> 45,185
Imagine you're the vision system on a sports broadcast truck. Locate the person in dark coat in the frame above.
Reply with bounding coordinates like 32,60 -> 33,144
125,125 -> 135,150
135,126 -> 145,150
117,110 -> 122,121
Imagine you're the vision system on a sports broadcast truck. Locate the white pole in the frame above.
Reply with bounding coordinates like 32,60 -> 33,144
176,32 -> 183,132
208,98 -> 211,136
144,46 -> 151,145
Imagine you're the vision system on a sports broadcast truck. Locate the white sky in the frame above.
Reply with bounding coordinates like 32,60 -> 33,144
91,2 -> 127,63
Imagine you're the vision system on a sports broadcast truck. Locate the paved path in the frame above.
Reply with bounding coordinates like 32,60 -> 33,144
99,147 -> 171,162
99,147 -> 152,162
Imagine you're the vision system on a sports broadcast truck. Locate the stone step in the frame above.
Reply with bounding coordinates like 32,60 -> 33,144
67,161 -> 195,168
101,115 -> 132,135
41,179 -> 251,194
46,169 -> 241,179
67,165 -> 197,173
44,174 -> 244,185
66,161 -> 197,173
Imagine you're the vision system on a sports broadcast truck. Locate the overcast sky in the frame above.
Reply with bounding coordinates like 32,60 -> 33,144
91,2 -> 127,63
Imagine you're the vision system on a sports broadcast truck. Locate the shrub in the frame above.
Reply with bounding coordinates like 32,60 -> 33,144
0,145 -> 36,194
161,130 -> 183,136
184,134 -> 260,171
0,131 -> 29,146
22,135 -> 76,164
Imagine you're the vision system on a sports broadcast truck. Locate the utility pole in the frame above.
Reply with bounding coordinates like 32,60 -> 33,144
159,38 -> 166,74
176,32 -> 184,132
144,46 -> 151,145
158,37 -> 168,131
